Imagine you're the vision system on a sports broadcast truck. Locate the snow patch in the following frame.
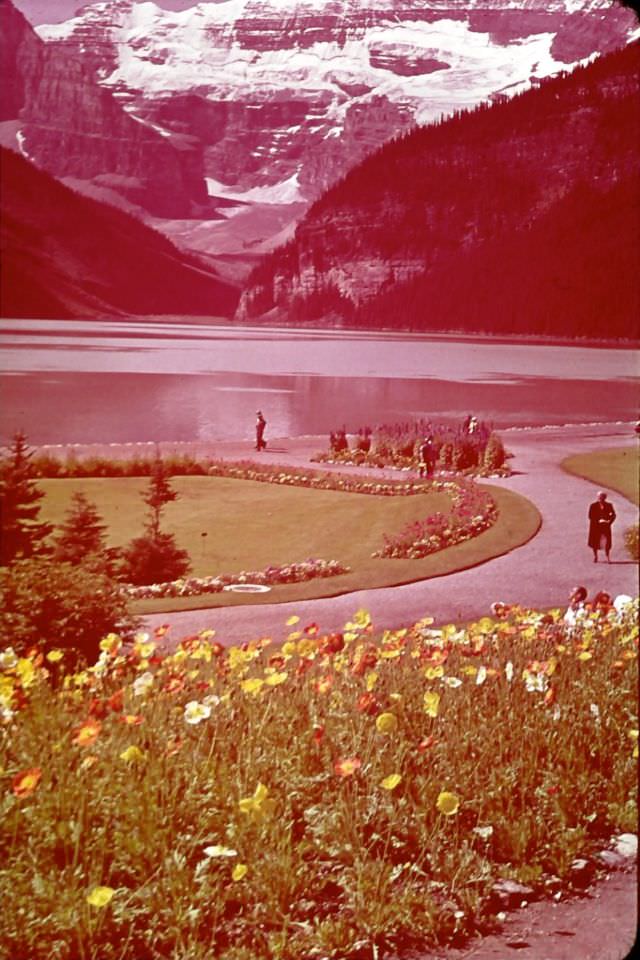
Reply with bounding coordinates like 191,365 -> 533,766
206,172 -> 304,205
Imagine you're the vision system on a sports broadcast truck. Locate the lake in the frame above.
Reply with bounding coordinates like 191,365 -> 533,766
0,319 -> 637,446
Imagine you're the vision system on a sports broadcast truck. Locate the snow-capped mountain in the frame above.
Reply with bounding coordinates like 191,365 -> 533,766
30,0 -> 639,206
6,0 -> 638,268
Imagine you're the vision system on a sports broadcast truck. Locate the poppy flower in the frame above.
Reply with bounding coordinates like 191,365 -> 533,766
12,767 -> 42,798
375,712 -> 398,734
72,719 -> 101,747
423,691 -> 440,718
380,773 -> 402,791
334,757 -> 362,777
86,886 -> 115,908
436,791 -> 460,816
356,692 -> 379,715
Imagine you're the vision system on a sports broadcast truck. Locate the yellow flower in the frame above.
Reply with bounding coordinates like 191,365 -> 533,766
376,712 -> 398,734
578,651 -> 593,661
99,633 -> 122,654
380,773 -> 402,791
286,615 -> 300,626
119,745 -> 145,764
232,863 -> 248,881
297,638 -> 317,658
46,650 -> 64,663
424,665 -> 444,680
436,791 -> 460,816
16,658 -> 36,688
264,671 -> 287,686
239,782 -> 274,819
281,642 -> 297,657
241,677 -> 264,695
365,671 -> 378,691
380,647 -> 401,660
86,886 -> 115,908
423,691 -> 440,718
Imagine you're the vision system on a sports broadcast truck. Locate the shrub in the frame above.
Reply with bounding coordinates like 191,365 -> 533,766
119,532 -> 191,586
438,442 -> 454,469
329,429 -> 348,453
0,557 -> 135,665
624,523 -> 639,560
483,433 -> 506,471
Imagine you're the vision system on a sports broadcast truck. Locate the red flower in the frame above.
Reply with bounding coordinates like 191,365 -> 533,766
106,689 -> 124,713
321,633 -> 345,654
312,725 -> 325,744
356,692 -> 380,716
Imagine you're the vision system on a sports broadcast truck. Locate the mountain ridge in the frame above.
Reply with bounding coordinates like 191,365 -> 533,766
0,146 -> 239,319
236,40 -> 640,339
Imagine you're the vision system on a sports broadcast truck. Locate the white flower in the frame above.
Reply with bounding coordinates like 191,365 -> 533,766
505,661 -> 514,683
133,671 -> 154,697
472,825 -> 494,840
443,676 -> 462,688
590,703 -> 600,722
476,665 -> 487,686
184,701 -> 212,725
203,845 -> 237,858
524,672 -> 548,693
0,648 -> 18,671
552,704 -> 561,722
613,594 -> 633,615
202,694 -> 221,708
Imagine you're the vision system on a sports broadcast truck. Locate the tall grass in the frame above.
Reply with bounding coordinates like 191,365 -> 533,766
1,598 -> 637,959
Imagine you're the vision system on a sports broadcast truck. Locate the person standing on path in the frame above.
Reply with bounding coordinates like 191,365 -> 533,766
418,436 -> 435,478
588,491 -> 616,563
255,411 -> 267,451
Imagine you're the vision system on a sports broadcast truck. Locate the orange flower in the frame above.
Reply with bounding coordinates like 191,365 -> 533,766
315,675 -> 333,695
106,689 -> 124,712
12,767 -> 42,798
334,757 -> 362,777
72,719 -> 102,747
120,714 -> 144,726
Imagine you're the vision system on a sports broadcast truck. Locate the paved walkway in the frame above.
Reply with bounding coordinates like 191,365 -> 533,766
140,422 -> 639,644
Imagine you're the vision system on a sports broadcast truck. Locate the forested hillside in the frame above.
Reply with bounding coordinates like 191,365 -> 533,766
0,148 -> 238,319
237,41 -> 640,338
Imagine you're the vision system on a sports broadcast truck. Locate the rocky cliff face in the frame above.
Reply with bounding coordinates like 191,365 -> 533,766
1,0 -> 211,218
234,40 -> 640,337
29,0 -> 639,210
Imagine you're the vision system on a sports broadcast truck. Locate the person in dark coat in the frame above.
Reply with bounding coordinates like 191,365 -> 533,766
418,436 -> 435,478
255,411 -> 267,451
588,491 -> 616,563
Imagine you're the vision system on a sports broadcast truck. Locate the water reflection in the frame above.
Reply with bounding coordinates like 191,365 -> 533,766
0,322 -> 637,445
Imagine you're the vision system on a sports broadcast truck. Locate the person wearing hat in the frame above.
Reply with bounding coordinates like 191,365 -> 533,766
255,411 -> 267,451
587,490 -> 616,563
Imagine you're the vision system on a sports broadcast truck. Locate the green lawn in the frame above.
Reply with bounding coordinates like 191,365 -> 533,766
38,476 -> 540,613
561,446 -> 639,505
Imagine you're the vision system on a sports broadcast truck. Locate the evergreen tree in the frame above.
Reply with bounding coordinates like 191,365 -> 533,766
0,431 -> 53,565
53,492 -> 108,565
143,457 -> 179,539
121,457 -> 190,585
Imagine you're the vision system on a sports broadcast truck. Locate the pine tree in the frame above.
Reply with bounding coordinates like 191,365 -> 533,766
53,492 -> 108,565
0,431 -> 53,564
143,457 -> 178,539
121,457 -> 190,585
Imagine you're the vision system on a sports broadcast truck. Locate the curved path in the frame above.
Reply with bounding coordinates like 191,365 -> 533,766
142,422 -> 638,644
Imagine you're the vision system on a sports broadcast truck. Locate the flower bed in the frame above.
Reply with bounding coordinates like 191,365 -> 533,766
376,479 -> 498,559
1,597 -> 637,959
123,558 -> 350,600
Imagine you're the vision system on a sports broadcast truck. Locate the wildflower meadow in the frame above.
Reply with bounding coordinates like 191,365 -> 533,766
1,597 -> 637,959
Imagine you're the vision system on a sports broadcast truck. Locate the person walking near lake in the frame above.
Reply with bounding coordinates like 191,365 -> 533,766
588,491 -> 616,563
255,411 -> 267,451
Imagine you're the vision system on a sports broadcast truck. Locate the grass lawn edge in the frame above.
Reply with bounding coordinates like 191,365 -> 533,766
131,485 -> 541,615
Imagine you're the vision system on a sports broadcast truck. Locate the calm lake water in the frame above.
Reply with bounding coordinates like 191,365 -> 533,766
0,320 -> 637,445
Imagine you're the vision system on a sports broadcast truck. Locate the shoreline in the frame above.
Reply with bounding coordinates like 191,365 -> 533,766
2,315 -> 639,350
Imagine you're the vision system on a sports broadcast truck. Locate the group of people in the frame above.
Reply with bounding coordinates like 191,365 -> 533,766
252,410 -> 620,565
